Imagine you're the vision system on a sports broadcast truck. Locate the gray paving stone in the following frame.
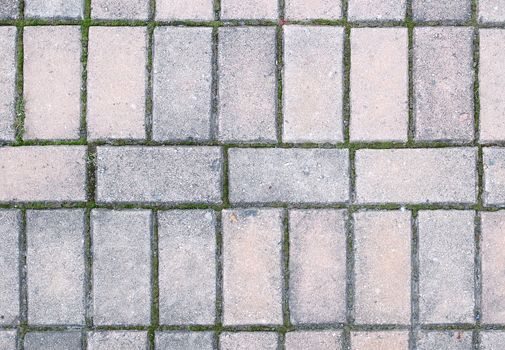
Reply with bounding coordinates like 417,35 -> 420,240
23,26 -> 81,140
413,0 -> 471,20
480,0 -> 505,22
0,210 -> 19,325
354,210 -> 411,324
88,331 -> 149,350
0,146 -> 87,202
220,332 -> 278,350
221,0 -> 277,19
413,27 -> 474,141
155,332 -> 214,349
24,332 -> 81,350
91,0 -> 149,19
222,209 -> 283,325
289,209 -> 346,324
480,30 -> 505,142
0,27 -> 16,141
25,0 -> 82,18
26,209 -> 85,325
158,210 -> 216,325
351,331 -> 409,350
350,28 -> 408,142
218,27 -> 276,142
348,0 -> 406,20
283,26 -> 344,143
417,331 -> 473,350
484,148 -> 505,205
153,27 -> 212,141
87,27 -> 147,140
0,0 -> 18,18
92,209 -> 151,325
481,331 -> 505,349
229,148 -> 349,204
418,211 -> 475,323
156,0 -> 214,20
285,0 -> 341,20
285,331 -> 342,350
0,330 -> 16,350
96,146 -> 222,204
355,148 -> 477,204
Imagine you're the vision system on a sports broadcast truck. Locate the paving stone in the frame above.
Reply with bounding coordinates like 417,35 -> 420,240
155,332 -> 214,349
285,331 -> 342,350
26,209 -> 85,325
91,0 -> 149,19
220,332 -> 278,350
480,0 -> 505,22
218,27 -> 276,142
0,146 -> 87,202
96,146 -> 222,204
222,208 -> 283,325
88,331 -> 149,350
351,331 -> 409,350
0,0 -> 18,18
25,0 -> 82,18
0,330 -> 16,350
156,0 -> 214,20
480,30 -> 505,142
418,210 -> 475,323
350,28 -> 408,142
87,27 -> 147,140
283,26 -> 343,143
221,0 -> 277,19
413,0 -> 471,20
481,331 -> 505,349
289,209 -> 346,324
417,331 -> 473,350
92,209 -> 151,325
0,27 -> 16,141
0,210 -> 19,325
355,148 -> 477,204
348,0 -> 406,20
285,0 -> 341,20
153,27 -> 212,141
484,148 -> 505,205
413,27 -> 474,141
24,332 -> 81,350
229,148 -> 349,204
353,210 -> 411,324
482,211 -> 505,323
158,210 -> 216,325
23,26 -> 81,140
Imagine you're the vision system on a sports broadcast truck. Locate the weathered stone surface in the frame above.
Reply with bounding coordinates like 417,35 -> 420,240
349,0 -> 406,20
0,27 -> 16,141
0,210 -> 19,325
87,331 -> 149,350
155,332 -> 214,349
220,332 -> 278,350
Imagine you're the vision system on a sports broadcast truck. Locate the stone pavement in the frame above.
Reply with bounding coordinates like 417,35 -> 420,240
0,0 -> 505,349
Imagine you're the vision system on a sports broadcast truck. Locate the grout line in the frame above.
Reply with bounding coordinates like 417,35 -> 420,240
17,210 -> 27,350
409,210 -> 420,349
406,0 -> 415,145
473,211 -> 482,349
13,26 -> 24,143
221,147 -> 230,208
144,0 -> 155,141
214,210 -> 223,349
83,209 -> 93,330
281,208 -> 291,346
148,210 -> 160,350
210,26 -> 219,141
275,0 -> 285,145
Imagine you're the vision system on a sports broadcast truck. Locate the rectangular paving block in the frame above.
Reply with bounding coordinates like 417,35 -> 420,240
153,27 -> 212,141
285,0 -> 341,20
417,331 -> 473,350
218,27 -> 276,142
481,332 -> 505,349
418,210 -> 475,323
0,27 -> 16,141
413,27 -> 474,141
158,210 -> 216,325
25,0 -> 82,18
484,148 -> 505,205
87,27 -> 147,140
283,26 -> 344,143
221,0 -> 277,19
156,332 -> 214,349
480,0 -> 505,22
482,211 -> 505,323
355,148 -> 477,204
289,209 -> 346,324
0,0 -> 18,18
0,146 -> 87,202
348,0 -> 406,20
222,209 -> 283,325
285,331 -> 341,350
413,0 -> 471,20
480,30 -> 505,142
0,331 -> 16,349
350,28 -> 408,142
88,331 -> 148,350
23,26 -> 81,140
229,148 -> 349,204
24,332 -> 81,350
220,332 -> 278,350
96,146 -> 222,204
91,0 -> 149,19
92,209 -> 151,325
26,209 -> 85,325
156,0 -> 213,20
354,210 -> 411,324
351,332 -> 409,350
0,210 -> 19,325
